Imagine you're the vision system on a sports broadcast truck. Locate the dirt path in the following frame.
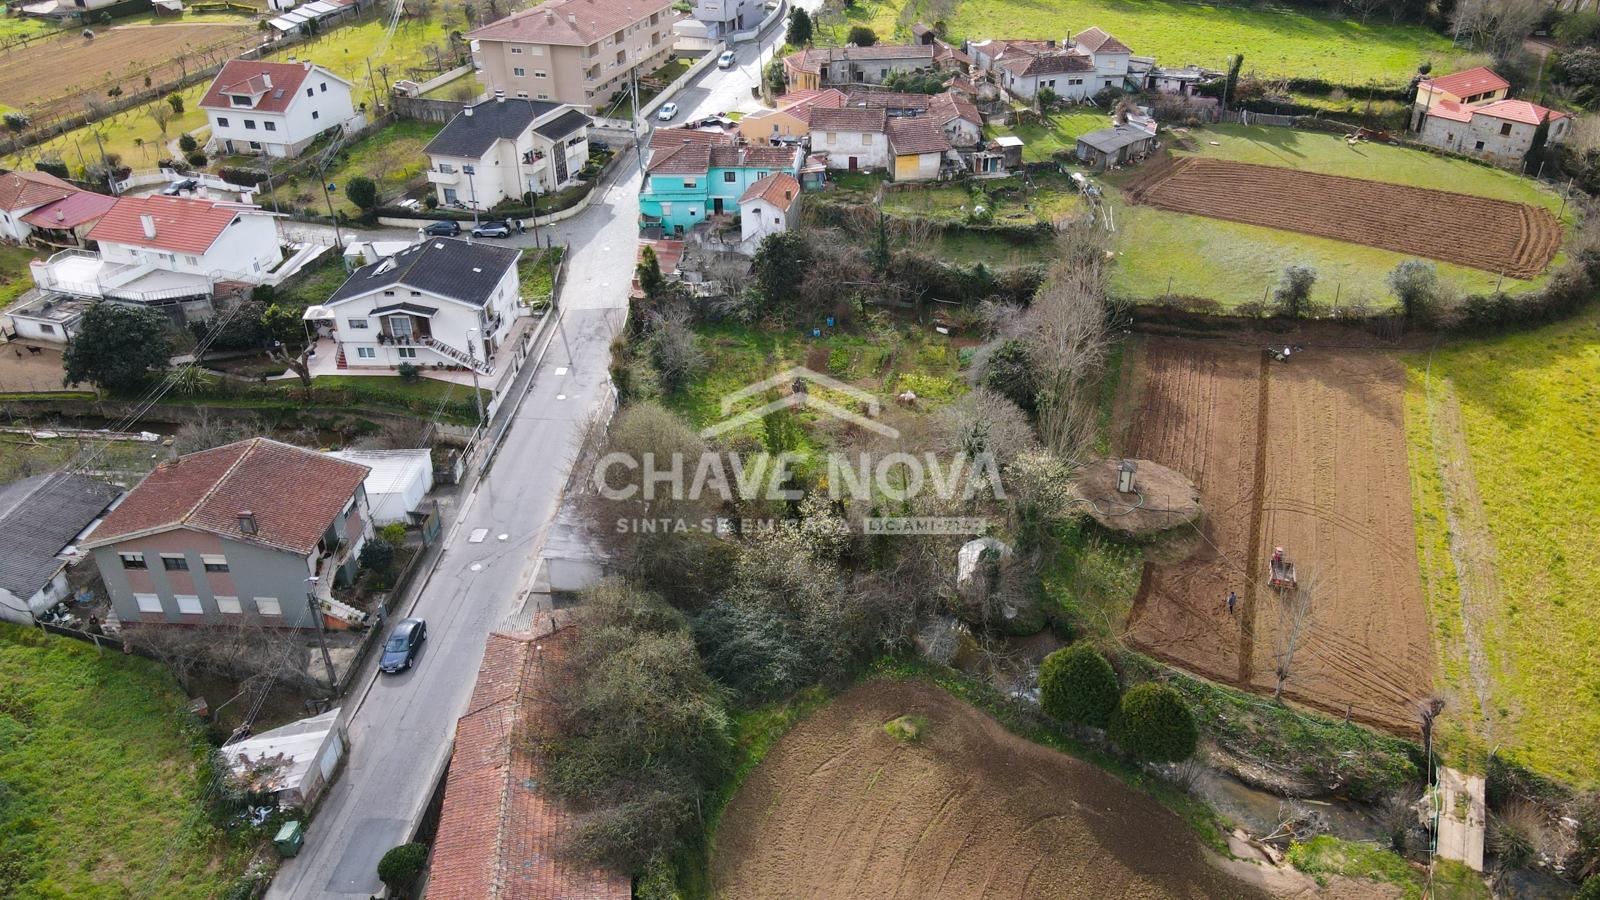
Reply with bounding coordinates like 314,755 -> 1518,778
711,679 -> 1277,899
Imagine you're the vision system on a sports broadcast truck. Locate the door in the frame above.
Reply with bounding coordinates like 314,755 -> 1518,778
848,157 -> 858,171
713,198 -> 724,215
554,146 -> 568,184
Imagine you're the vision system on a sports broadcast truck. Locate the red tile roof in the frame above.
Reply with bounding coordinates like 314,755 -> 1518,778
842,88 -> 932,110
429,619 -> 631,900
1426,99 -> 1476,124
888,115 -> 952,155
739,171 -> 801,209
1074,27 -> 1132,55
928,91 -> 980,126
200,60 -> 334,114
0,169 -> 76,212
646,141 -> 714,175
469,0 -> 675,46
83,438 -> 369,555
648,126 -> 733,149
1423,66 -> 1509,99
87,195 -> 262,254
808,105 -> 888,133
1473,98 -> 1566,125
1000,49 -> 1094,77
21,190 -> 116,229
709,145 -> 801,169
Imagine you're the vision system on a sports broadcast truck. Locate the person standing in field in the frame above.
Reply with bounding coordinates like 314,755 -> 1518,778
1227,591 -> 1237,615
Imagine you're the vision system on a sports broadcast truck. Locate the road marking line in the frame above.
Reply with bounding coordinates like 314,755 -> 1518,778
468,528 -> 488,543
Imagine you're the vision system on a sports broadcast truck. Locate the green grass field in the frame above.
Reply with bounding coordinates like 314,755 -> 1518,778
825,0 -> 1482,86
0,624 -> 251,898
1403,309 -> 1600,786
275,119 -> 442,215
1102,125 -> 1569,308
985,110 -> 1107,163
4,83 -> 211,174
0,243 -> 43,308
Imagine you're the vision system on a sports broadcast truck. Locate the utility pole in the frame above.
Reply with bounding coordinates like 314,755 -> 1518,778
365,56 -> 382,114
320,177 -> 343,247
467,326 -> 486,424
463,164 -> 480,226
305,579 -> 338,691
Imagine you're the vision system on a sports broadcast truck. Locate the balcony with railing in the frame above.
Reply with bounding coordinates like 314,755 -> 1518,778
30,249 -> 217,304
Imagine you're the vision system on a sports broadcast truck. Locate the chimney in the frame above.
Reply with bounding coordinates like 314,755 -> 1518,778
237,510 -> 257,534
139,214 -> 156,239
545,10 -> 554,23
495,87 -> 505,102
464,105 -> 474,117
262,73 -> 272,88
566,13 -> 576,24
303,60 -> 312,70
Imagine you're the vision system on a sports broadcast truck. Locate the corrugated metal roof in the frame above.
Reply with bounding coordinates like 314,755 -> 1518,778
0,473 -> 121,600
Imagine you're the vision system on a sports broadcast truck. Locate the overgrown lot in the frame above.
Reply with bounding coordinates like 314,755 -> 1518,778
1404,308 -> 1600,786
821,0 -> 1482,86
0,624 -> 250,898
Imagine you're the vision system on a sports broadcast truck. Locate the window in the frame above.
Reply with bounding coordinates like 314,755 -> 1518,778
1475,140 -> 1486,150
319,82 -> 327,92
827,132 -> 838,146
244,119 -> 257,130
397,347 -> 417,359
248,141 -> 262,151
217,596 -> 242,614
357,347 -> 376,359
859,133 -> 870,146
255,597 -> 282,617
306,87 -> 315,97
217,116 -> 230,127
175,595 -> 203,615
537,92 -> 550,100
264,121 -> 277,132
230,95 -> 252,107
683,178 -> 697,188
348,318 -> 369,329
40,323 -> 54,334
534,70 -> 547,78
511,46 -> 523,54
201,554 -> 229,573
517,91 -> 529,98
723,171 -> 736,183
661,202 -> 673,215
514,67 -> 526,77
312,110 -> 320,120
1500,122 -> 1513,136
119,552 -> 147,569
185,255 -> 199,265
161,554 -> 189,571
135,593 -> 163,613
437,162 -> 455,173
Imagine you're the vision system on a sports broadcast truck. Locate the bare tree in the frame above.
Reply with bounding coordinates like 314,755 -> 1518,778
147,102 -> 174,136
1270,565 -> 1322,701
172,409 -> 262,455
1022,228 -> 1112,463
125,621 -> 317,695
270,346 -> 313,390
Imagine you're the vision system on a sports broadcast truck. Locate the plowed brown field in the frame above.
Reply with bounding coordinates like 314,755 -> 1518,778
1118,339 -> 1432,735
1123,156 -> 1562,279
711,680 -> 1274,900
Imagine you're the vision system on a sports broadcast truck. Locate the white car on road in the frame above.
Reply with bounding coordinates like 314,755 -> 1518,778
657,102 -> 679,122
718,50 -> 737,69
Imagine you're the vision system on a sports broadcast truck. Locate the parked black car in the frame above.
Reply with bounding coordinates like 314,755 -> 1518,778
422,220 -> 461,236
378,618 -> 427,673
162,178 -> 198,196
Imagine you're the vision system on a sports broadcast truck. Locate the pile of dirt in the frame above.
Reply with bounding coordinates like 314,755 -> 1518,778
1071,457 -> 1201,536
711,680 -> 1275,899
1116,338 -> 1433,735
1123,157 -> 1561,279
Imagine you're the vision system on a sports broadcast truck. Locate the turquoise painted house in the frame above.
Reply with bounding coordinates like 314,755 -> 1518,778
640,134 -> 802,235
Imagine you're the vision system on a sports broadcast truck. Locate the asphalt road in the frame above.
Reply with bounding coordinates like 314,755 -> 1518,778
264,19 -> 790,896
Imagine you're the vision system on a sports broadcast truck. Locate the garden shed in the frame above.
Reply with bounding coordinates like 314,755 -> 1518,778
327,449 -> 434,526
1076,124 -> 1157,170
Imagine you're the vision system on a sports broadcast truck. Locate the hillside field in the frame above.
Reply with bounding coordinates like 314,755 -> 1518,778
0,624 -> 249,898
1404,309 -> 1600,785
822,0 -> 1484,86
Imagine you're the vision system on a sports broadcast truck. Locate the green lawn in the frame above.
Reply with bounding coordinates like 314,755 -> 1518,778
517,245 -> 564,308
4,83 -> 211,174
0,624 -> 253,898
277,119 -> 443,215
1102,125 -> 1569,308
0,436 -> 165,482
288,15 -> 461,106
986,110 -> 1107,163
0,243 -> 43,309
825,0 -> 1483,87
1403,308 -> 1600,786
1287,836 -> 1489,899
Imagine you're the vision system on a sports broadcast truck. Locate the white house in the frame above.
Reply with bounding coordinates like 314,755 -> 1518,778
738,171 -> 801,246
0,473 -> 121,625
692,0 -> 760,38
0,169 -> 79,243
319,237 -> 522,377
807,105 -> 889,172
423,94 -> 592,211
200,59 -> 362,158
326,449 -> 434,526
1072,27 -> 1133,92
928,91 -> 983,148
970,27 -> 1132,101
29,195 -> 284,304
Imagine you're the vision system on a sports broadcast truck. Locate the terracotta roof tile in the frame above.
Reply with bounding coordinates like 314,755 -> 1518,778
708,145 -> 800,169
842,88 -> 932,110
1000,50 -> 1094,77
20,190 -> 116,229
1472,98 -> 1566,125
200,61 -> 338,114
429,618 -> 631,900
738,171 -> 801,209
1073,26 -> 1132,55
87,195 -> 267,255
1423,66 -> 1509,98
84,438 -> 369,555
0,169 -> 76,212
1427,99 -> 1475,124
928,91 -> 980,126
469,0 -> 675,46
888,115 -> 951,155
809,105 -> 888,133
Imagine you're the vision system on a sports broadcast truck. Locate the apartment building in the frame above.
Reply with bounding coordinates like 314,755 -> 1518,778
468,0 -> 678,111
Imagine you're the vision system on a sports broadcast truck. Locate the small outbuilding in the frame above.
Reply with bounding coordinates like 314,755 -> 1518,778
1076,123 -> 1157,170
0,472 -> 122,625
222,708 -> 346,809
327,448 -> 434,526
